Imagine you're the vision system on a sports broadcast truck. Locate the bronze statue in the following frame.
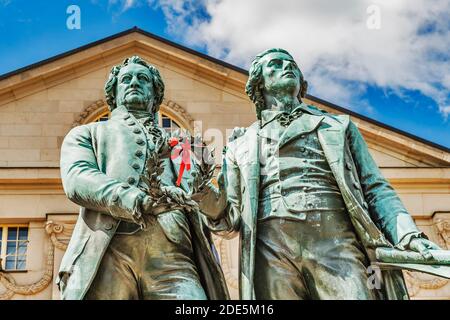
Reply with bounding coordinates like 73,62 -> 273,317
57,56 -> 228,300
197,48 -> 447,300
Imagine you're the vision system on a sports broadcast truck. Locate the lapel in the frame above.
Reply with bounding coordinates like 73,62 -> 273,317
259,118 -> 284,142
111,106 -> 150,138
278,113 -> 325,148
234,121 -> 260,300
316,114 -> 392,250
317,115 -> 347,186
259,103 -> 326,148
110,105 -> 129,120
110,104 -> 162,177
241,122 -> 261,221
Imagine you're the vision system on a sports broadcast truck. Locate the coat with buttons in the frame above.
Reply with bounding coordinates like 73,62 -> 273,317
200,103 -> 421,300
57,105 -> 229,300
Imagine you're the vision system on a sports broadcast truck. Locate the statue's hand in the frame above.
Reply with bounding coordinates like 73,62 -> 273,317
140,195 -> 154,215
407,238 -> 441,260
127,195 -> 153,229
191,180 -> 214,202
191,173 -> 227,221
161,186 -> 199,212
161,186 -> 187,204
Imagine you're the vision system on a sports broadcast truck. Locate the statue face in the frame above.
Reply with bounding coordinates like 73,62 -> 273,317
260,52 -> 301,98
115,63 -> 155,111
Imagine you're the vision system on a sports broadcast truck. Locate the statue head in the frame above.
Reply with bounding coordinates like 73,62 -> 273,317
104,56 -> 165,113
245,48 -> 308,119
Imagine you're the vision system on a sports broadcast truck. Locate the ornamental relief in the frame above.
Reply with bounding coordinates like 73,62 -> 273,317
213,237 -> 239,291
0,221 -> 74,300
404,214 -> 450,297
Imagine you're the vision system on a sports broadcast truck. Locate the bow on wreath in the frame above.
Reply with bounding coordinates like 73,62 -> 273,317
169,134 -> 215,191
169,137 -> 192,186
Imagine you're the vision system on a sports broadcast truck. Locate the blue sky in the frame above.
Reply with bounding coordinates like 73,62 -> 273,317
0,0 -> 449,149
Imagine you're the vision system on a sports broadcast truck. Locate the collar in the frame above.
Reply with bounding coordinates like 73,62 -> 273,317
260,102 -> 313,128
111,105 -> 154,122
131,109 -> 152,120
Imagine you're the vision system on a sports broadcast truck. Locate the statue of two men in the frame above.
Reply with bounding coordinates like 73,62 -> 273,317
58,51 -> 443,300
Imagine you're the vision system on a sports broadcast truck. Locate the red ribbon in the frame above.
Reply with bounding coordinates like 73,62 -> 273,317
170,138 -> 191,186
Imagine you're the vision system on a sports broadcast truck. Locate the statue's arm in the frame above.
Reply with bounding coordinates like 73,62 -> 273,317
346,120 -> 424,247
60,125 -> 148,224
197,145 -> 242,239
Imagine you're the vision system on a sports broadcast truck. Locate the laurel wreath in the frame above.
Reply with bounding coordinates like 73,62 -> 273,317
139,129 -> 216,213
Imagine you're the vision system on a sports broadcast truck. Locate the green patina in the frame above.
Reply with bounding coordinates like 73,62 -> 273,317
198,48 -> 449,300
58,56 -> 229,300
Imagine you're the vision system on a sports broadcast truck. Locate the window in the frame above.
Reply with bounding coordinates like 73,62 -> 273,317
94,111 -> 110,122
159,114 -> 181,133
0,226 -> 29,271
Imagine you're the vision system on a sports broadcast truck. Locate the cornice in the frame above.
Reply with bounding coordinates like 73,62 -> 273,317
0,176 -> 447,191
0,178 -> 63,190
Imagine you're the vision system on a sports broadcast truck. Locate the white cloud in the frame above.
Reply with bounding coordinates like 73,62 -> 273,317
151,0 -> 450,117
108,0 -> 139,12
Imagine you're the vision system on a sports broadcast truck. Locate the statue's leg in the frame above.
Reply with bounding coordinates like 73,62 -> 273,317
254,219 -> 309,300
254,212 -> 379,300
140,210 -> 207,300
84,233 -> 141,300
301,210 -> 379,300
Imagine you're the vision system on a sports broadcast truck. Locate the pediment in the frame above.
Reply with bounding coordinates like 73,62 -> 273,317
0,29 -> 249,106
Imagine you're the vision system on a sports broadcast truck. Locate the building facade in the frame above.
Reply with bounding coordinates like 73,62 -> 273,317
0,28 -> 449,300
